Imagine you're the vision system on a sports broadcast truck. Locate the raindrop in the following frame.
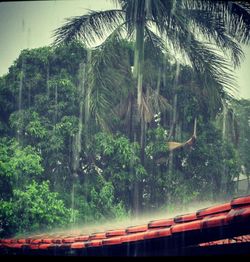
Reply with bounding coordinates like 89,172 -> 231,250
46,62 -> 50,98
17,56 -> 25,144
222,99 -> 227,140
22,18 -> 25,32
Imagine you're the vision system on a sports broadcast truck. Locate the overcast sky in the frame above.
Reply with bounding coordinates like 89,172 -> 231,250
0,0 -> 250,99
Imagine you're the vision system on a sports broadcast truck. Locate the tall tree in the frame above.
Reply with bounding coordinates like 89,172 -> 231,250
54,0 -> 250,112
54,0 -> 250,213
54,0 -> 250,152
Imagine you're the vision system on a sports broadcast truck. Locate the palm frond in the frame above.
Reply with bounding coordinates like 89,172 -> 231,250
140,92 -> 154,122
185,0 -> 250,44
94,21 -> 129,51
53,9 -> 125,46
114,84 -> 172,126
228,2 -> 250,44
87,29 -> 132,131
146,85 -> 172,115
186,8 -> 244,68
160,9 -> 238,97
144,26 -> 166,54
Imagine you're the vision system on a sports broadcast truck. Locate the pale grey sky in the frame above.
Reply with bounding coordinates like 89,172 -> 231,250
0,0 -> 250,99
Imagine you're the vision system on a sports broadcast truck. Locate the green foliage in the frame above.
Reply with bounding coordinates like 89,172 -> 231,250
94,132 -> 146,180
0,201 -> 15,237
146,124 -> 169,160
0,40 -> 246,238
177,121 -> 240,200
89,180 -> 127,220
0,180 -> 73,237
92,132 -> 146,209
234,99 -> 250,174
63,176 -> 129,224
10,110 -> 47,140
95,132 -> 138,163
0,138 -> 43,187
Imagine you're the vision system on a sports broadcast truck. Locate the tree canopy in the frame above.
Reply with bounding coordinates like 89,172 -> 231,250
1,0 -> 250,237
0,40 -> 248,237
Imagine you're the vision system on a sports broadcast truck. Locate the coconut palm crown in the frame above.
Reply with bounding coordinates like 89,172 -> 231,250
53,0 -> 250,112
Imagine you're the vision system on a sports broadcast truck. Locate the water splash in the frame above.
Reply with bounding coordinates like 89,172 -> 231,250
71,62 -> 87,226
72,62 -> 86,176
168,61 -> 180,140
54,83 -> 58,124
17,57 -> 25,144
84,49 -> 92,144
222,99 -> 227,140
27,27 -> 31,48
71,183 -> 76,226
22,19 -> 25,32
46,62 -> 50,98
167,61 -> 180,185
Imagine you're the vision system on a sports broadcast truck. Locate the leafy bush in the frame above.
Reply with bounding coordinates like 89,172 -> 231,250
89,180 -> 128,220
0,180 -> 74,237
70,175 -> 129,224
92,132 -> 147,208
0,138 -> 44,197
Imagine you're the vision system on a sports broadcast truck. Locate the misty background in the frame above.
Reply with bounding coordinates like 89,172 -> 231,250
0,0 -> 250,99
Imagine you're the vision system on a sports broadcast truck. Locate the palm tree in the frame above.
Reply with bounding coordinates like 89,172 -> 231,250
54,0 -> 250,108
54,0 -> 250,212
54,0 -> 250,141
85,36 -> 133,132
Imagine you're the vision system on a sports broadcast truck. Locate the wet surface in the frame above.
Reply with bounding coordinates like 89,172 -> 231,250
1,194 -> 250,256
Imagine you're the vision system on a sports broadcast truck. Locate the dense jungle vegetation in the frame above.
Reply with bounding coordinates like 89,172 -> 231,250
0,41 -> 249,237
